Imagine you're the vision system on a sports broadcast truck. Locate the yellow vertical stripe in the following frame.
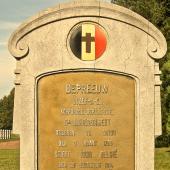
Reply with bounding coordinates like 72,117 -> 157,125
82,24 -> 95,61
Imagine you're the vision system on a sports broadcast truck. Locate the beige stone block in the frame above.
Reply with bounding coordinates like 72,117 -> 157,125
8,1 -> 167,170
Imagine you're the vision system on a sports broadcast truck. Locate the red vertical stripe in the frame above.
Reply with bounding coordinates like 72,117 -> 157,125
95,26 -> 107,59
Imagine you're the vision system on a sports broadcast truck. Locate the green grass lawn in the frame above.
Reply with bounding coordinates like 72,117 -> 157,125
0,149 -> 19,170
0,147 -> 169,170
155,147 -> 170,170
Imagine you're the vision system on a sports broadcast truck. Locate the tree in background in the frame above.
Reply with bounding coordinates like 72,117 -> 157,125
111,0 -> 170,136
0,88 -> 14,129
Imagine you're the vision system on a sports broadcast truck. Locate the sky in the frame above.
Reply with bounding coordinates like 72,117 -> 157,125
0,0 -> 110,99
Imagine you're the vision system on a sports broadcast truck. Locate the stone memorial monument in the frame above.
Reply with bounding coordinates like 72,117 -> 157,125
8,0 -> 167,170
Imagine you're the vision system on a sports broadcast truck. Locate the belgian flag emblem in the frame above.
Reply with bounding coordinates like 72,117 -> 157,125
70,24 -> 107,61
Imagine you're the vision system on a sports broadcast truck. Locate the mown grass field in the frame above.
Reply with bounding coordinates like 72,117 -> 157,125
0,149 -> 19,170
0,147 -> 169,169
155,147 -> 170,170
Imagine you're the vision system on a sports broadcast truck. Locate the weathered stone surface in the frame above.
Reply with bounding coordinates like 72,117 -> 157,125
38,72 -> 135,170
8,0 -> 167,170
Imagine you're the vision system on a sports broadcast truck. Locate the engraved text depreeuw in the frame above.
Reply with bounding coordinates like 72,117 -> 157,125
38,72 -> 135,170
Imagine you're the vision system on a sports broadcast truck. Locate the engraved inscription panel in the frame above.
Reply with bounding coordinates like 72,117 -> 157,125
38,72 -> 135,170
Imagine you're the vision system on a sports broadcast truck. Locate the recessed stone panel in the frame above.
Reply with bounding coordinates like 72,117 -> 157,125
38,72 -> 135,170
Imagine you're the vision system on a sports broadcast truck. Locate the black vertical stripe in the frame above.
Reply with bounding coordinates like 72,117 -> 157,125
70,26 -> 82,59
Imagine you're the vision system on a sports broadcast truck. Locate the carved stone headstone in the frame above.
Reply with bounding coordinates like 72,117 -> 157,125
8,0 -> 167,170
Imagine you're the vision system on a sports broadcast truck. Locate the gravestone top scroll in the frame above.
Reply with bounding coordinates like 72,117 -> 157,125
8,0 -> 167,170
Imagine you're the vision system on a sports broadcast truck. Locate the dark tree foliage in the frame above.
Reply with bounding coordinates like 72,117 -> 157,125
112,0 -> 170,135
0,88 -> 14,129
